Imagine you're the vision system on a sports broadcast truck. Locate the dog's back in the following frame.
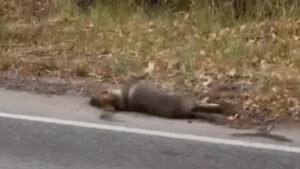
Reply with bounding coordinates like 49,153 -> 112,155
123,80 -> 194,118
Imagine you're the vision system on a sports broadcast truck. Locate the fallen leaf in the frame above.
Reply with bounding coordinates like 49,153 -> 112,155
199,49 -> 206,56
144,61 -> 156,75
228,68 -> 236,77
227,114 -> 239,121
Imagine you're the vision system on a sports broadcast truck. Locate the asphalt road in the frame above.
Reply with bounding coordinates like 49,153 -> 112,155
1,117 -> 300,169
0,89 -> 300,169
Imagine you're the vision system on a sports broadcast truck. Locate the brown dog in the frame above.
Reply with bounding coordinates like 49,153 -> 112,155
90,77 -> 223,121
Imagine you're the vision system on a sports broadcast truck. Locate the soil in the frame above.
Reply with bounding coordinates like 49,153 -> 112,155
0,70 -> 113,97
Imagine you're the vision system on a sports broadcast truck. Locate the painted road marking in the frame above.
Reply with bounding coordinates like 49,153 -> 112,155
0,111 -> 299,154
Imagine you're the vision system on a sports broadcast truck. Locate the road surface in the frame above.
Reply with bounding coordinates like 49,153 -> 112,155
0,89 -> 300,169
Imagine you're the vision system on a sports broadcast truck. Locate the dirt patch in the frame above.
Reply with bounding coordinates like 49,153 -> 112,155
0,70 -> 113,97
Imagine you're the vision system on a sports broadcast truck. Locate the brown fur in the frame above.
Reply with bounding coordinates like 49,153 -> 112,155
90,78 -> 223,120
90,89 -> 124,111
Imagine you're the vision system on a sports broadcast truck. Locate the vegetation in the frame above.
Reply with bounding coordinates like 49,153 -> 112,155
0,20 -> 5,41
0,0 -> 300,127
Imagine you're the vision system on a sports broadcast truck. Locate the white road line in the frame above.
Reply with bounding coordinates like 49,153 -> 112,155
0,111 -> 299,154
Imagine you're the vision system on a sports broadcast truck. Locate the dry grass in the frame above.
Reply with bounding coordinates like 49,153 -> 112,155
0,19 -> 8,42
1,0 -> 300,126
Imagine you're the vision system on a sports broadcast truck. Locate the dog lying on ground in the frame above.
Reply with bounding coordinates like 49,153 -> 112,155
90,76 -> 224,122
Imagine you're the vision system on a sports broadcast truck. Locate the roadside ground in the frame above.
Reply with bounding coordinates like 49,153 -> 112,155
1,0 -> 300,129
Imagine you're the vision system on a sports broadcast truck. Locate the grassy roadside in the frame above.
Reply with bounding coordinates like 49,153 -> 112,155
1,0 -> 300,127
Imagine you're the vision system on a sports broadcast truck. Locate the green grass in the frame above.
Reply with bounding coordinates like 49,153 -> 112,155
4,0 -> 300,77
